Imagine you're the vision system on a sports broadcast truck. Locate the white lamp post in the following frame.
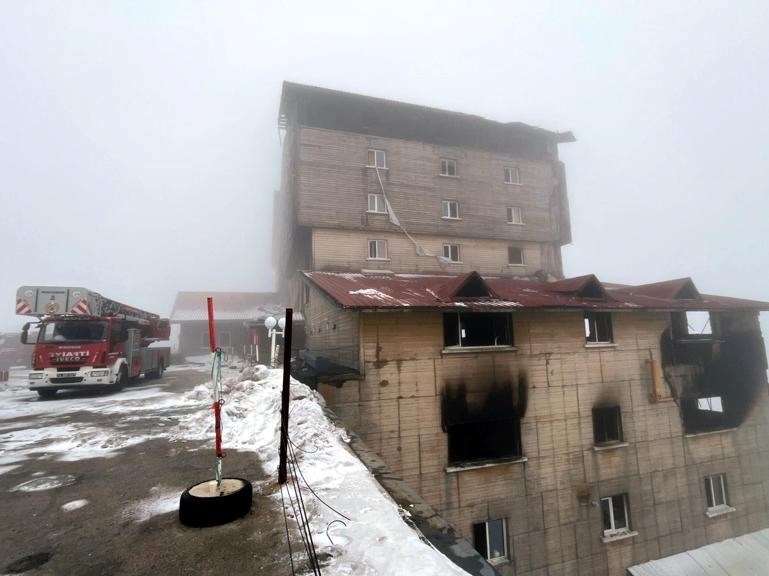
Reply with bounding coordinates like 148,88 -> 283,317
264,316 -> 286,368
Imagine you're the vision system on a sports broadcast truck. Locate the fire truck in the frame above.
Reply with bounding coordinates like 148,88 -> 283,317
16,286 -> 171,399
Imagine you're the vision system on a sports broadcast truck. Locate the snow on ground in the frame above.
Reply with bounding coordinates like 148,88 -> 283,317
0,363 -> 471,575
175,368 -> 471,576
61,499 -> 89,511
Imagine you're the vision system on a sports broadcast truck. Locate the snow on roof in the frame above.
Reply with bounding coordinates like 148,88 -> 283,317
628,528 -> 769,576
303,271 -> 769,312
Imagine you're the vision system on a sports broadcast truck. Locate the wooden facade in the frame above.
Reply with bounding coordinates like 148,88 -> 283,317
310,282 -> 769,576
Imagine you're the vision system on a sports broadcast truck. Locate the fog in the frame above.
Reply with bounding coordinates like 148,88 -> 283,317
1,1 -> 768,335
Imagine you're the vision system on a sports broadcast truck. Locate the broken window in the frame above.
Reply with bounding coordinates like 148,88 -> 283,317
442,244 -> 461,263
441,200 -> 460,219
443,312 -> 513,348
686,311 -> 712,335
601,493 -> 630,537
584,311 -> 613,344
440,158 -> 457,176
507,245 -> 524,265
504,166 -> 520,184
442,380 -> 525,464
593,405 -> 623,445
367,239 -> 388,260
367,194 -> 386,213
366,149 -> 386,168
704,474 -> 729,510
473,518 -> 508,565
697,396 -> 723,413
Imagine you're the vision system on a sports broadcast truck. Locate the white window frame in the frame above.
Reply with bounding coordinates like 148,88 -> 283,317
474,518 -> 508,565
367,193 -> 387,214
440,158 -> 457,177
441,200 -> 460,220
367,239 -> 388,260
442,244 -> 461,263
504,166 -> 521,185
507,245 -> 525,266
367,149 -> 387,169
506,206 -> 523,225
601,494 -> 630,537
705,474 -> 729,510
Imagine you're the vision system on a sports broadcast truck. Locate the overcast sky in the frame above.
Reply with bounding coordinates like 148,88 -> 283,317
1,1 -> 767,334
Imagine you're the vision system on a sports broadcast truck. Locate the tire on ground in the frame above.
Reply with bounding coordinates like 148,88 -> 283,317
179,478 -> 253,528
37,389 -> 57,399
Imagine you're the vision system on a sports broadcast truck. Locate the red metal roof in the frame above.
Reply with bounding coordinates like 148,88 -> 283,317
303,272 -> 769,312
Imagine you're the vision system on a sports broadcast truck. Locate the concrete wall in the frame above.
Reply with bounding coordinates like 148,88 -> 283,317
318,309 -> 769,576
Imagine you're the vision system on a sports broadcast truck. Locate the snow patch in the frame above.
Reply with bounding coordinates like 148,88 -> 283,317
122,485 -> 181,523
11,474 -> 77,492
62,499 -> 89,511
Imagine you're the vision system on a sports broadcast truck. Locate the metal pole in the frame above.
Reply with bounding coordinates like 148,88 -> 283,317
270,329 -> 277,368
278,308 -> 293,485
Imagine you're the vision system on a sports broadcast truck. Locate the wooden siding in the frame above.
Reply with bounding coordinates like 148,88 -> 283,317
295,126 -> 562,245
312,228 -> 558,276
317,309 -> 769,576
303,282 -> 359,370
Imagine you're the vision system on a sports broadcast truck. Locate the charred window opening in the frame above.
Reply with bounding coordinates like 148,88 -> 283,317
671,310 -> 715,340
584,311 -> 613,343
443,312 -> 513,348
593,405 -> 623,445
442,378 -> 526,464
661,311 -> 768,434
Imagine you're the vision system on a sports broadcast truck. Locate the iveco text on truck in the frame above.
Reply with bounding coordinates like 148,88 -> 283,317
16,286 -> 171,398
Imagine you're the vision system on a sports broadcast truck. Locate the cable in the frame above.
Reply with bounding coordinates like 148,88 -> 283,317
288,434 -> 351,522
279,484 -> 297,576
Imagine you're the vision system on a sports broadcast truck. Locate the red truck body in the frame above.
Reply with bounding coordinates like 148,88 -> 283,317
16,286 -> 171,398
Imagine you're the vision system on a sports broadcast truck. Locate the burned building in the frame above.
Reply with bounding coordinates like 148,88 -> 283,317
272,83 -> 769,576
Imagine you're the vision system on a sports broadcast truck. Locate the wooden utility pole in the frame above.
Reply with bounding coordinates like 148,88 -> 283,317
278,308 -> 293,484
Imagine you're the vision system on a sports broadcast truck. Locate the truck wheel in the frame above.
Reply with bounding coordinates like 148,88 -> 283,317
156,360 -> 165,379
113,366 -> 127,392
37,389 -> 57,400
179,478 -> 252,528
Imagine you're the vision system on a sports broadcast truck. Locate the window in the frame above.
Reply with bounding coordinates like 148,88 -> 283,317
440,158 -> 457,176
697,396 -> 724,413
473,519 -> 508,565
601,494 -> 630,537
367,149 -> 387,168
441,200 -> 460,219
704,474 -> 729,510
507,245 -> 525,265
504,166 -> 520,184
443,312 -> 513,348
442,244 -> 461,263
593,405 -> 623,445
367,193 -> 387,213
585,311 -> 613,344
368,239 -> 388,260
686,310 -> 712,335
506,206 -> 523,224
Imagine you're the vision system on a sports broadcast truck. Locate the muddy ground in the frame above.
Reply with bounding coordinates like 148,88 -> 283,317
0,370 -> 300,576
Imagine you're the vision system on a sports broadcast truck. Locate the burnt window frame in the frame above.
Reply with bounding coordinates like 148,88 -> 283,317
600,493 -> 631,538
442,311 -> 514,350
592,405 -> 623,446
472,518 -> 509,565
584,311 -> 614,344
